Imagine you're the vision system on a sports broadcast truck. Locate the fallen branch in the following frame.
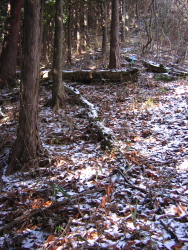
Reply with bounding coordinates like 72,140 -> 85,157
117,165 -> 147,193
64,83 -> 115,150
142,60 -> 168,73
43,217 -> 73,250
47,69 -> 139,83
0,187 -> 105,234
0,208 -> 40,234
160,220 -> 179,241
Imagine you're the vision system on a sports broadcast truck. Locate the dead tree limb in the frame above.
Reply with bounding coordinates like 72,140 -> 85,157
64,83 -> 115,150
47,69 -> 139,83
0,187 -> 105,234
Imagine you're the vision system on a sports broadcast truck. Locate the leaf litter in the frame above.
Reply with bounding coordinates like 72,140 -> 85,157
0,74 -> 188,249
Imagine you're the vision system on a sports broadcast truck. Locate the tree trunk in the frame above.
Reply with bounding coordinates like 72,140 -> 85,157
109,0 -> 120,69
102,0 -> 108,60
76,2 -> 82,55
121,0 -> 126,44
67,1 -> 72,64
52,0 -> 64,110
42,22 -> 48,65
53,68 -> 138,83
7,0 -> 44,175
83,0 -> 89,48
0,0 -> 22,89
0,1 -> 9,51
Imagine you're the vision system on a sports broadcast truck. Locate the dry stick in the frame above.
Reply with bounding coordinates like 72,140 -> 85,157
164,195 -> 188,205
0,209 -> 41,234
117,165 -> 147,193
43,217 -> 73,250
160,220 -> 179,242
0,187 -> 105,234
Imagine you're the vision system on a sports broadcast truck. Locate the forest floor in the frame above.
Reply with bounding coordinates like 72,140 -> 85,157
0,48 -> 188,249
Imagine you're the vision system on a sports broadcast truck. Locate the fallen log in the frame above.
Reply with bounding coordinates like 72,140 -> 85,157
142,60 -> 168,73
169,68 -> 188,77
48,69 -> 139,83
64,83 -> 115,150
142,60 -> 188,78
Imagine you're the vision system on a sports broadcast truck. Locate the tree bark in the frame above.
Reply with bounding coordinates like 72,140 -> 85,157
52,0 -> 64,110
121,0 -> 126,44
7,0 -> 44,175
0,0 -> 22,89
102,0 -> 108,60
52,68 -> 138,83
109,0 -> 120,69
0,1 -> 9,51
42,22 -> 48,65
76,2 -> 82,55
67,1 -> 72,64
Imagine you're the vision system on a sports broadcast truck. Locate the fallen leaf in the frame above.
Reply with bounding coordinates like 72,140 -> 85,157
106,185 -> 112,196
43,201 -> 52,206
46,234 -> 56,243
101,195 -> 106,208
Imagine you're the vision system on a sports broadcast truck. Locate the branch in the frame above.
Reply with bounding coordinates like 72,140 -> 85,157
0,187 -> 105,234
117,165 -> 147,193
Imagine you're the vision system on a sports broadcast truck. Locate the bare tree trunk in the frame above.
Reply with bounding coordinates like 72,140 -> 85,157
76,2 -> 82,55
0,0 -> 22,89
42,22 -> 48,65
52,0 -> 64,110
102,0 -> 108,60
121,0 -> 126,44
67,1 -> 72,64
83,0 -> 89,48
7,0 -> 44,175
0,1 -> 9,51
109,0 -> 120,69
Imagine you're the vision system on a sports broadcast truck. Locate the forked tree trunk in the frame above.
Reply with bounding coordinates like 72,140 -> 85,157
52,0 -> 64,110
0,0 -> 22,89
109,0 -> 120,69
7,0 -> 44,175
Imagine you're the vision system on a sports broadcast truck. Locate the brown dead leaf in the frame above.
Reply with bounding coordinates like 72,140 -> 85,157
126,155 -> 140,165
23,188 -> 33,192
105,231 -> 121,240
106,185 -> 112,196
105,207 -> 110,215
134,136 -> 141,142
101,195 -> 106,208
88,231 -> 98,240
174,205 -> 186,216
46,234 -> 56,243
161,140 -> 168,146
43,201 -> 52,206
172,245 -> 184,250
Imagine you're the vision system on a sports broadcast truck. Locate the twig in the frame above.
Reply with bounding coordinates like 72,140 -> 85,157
117,166 -> 147,193
0,209 -> 41,234
117,165 -> 132,184
160,220 -> 179,241
162,194 -> 188,205
43,217 -> 73,250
